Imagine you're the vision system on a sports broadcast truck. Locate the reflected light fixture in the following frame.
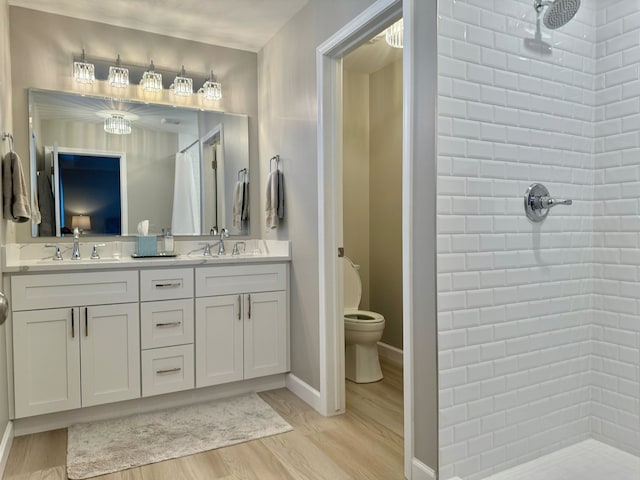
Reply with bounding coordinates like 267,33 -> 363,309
140,60 -> 163,92
108,54 -> 129,88
73,49 -> 95,84
104,113 -> 132,135
385,19 -> 403,48
199,71 -> 222,101
170,65 -> 193,97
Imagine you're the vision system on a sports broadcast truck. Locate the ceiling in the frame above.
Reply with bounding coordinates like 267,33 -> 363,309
8,0 -> 309,52
343,32 -> 403,75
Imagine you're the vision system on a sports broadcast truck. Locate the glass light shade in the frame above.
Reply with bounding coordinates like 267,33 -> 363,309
108,65 -> 129,88
385,19 -> 403,48
73,60 -> 95,84
104,114 -> 132,135
108,55 -> 129,88
140,70 -> 163,92
199,80 -> 222,101
71,215 -> 91,231
171,76 -> 193,96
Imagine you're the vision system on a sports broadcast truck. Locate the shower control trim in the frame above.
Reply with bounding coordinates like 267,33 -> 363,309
524,183 -> 572,223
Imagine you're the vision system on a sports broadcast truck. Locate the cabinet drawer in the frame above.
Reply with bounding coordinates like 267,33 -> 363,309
196,264 -> 287,297
11,271 -> 138,311
141,299 -> 194,349
140,268 -> 193,301
142,345 -> 194,397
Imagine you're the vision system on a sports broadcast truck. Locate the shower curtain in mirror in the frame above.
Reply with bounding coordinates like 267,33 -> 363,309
171,151 -> 200,235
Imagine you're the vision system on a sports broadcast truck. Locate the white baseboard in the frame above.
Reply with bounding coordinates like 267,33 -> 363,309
0,420 -> 14,478
14,374 -> 285,436
285,373 -> 321,412
378,341 -> 403,366
411,457 -> 436,480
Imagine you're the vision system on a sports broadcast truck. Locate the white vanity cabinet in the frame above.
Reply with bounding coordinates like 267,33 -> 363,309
11,271 -> 140,418
140,268 -> 195,397
195,264 -> 289,388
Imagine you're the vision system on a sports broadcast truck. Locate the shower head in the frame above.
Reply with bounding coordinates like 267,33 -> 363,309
534,0 -> 581,29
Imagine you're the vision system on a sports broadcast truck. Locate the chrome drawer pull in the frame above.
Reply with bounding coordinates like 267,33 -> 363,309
237,295 -> 241,320
156,367 -> 181,374
71,309 -> 75,338
155,321 -> 182,328
154,282 -> 181,288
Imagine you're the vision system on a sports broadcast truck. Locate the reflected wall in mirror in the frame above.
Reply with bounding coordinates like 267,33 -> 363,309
29,89 -> 250,238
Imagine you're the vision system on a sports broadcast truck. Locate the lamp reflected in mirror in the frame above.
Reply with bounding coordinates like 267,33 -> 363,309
71,214 -> 91,233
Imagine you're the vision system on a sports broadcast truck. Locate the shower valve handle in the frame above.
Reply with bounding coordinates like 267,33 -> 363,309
540,196 -> 572,209
524,183 -> 573,223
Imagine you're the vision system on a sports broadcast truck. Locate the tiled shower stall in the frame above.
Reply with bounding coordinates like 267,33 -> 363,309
436,0 -> 640,478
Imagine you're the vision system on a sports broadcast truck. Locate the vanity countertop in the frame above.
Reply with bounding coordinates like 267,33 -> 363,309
2,239 -> 290,273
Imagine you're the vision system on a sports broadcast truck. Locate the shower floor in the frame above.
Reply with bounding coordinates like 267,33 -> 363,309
481,439 -> 640,480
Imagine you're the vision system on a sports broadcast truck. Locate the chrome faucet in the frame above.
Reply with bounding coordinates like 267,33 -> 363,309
71,227 -> 81,260
211,227 -> 230,255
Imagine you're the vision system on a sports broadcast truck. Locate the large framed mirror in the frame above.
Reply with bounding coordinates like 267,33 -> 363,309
28,89 -> 250,238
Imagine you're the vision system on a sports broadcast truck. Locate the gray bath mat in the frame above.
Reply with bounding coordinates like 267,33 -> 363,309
67,392 -> 292,479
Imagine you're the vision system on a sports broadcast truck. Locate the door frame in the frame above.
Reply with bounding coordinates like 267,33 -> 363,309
316,0 -> 412,475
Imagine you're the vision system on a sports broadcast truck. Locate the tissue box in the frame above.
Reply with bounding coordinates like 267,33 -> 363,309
136,235 -> 157,256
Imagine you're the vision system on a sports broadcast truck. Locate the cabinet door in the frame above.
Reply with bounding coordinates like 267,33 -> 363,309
195,295 -> 243,387
244,291 -> 288,379
80,303 -> 140,407
13,308 -> 81,418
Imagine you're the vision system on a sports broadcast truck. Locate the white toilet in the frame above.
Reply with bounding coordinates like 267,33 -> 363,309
342,256 -> 385,383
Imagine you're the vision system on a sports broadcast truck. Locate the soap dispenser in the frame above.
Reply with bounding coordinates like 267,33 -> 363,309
162,228 -> 174,254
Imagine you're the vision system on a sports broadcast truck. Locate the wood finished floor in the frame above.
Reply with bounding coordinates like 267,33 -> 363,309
4,360 -> 403,479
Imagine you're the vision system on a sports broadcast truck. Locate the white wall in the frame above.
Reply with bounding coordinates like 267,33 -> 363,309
591,0 -> 640,456
257,0 -> 376,390
437,1 -> 596,478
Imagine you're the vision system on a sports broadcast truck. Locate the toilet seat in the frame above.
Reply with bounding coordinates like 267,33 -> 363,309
344,309 -> 385,329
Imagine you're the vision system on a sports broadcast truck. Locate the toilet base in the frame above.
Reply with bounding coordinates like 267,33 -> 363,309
345,343 -> 383,383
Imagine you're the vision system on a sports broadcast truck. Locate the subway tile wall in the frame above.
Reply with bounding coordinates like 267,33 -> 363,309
591,0 -> 640,457
437,0 -> 639,479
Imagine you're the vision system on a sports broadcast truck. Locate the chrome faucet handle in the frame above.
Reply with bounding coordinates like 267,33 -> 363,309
540,196 -> 572,209
91,243 -> 106,259
45,244 -> 63,261
199,242 -> 214,256
231,241 -> 246,256
210,227 -> 218,236
524,183 -> 573,223
220,228 -> 229,239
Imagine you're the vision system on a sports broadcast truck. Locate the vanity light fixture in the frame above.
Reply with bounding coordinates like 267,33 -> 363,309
170,65 -> 193,97
108,54 -> 129,88
73,49 -> 95,84
385,19 -> 403,48
199,71 -> 222,101
140,60 -> 163,92
104,113 -> 132,135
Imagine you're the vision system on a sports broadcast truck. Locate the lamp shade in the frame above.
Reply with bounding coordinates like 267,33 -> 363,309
71,215 -> 91,231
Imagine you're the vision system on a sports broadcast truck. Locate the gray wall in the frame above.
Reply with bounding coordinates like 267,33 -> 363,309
9,6 -> 259,242
370,58 -> 403,349
258,0 -> 376,390
408,0 -> 439,470
0,0 -> 12,446
343,69 -> 371,310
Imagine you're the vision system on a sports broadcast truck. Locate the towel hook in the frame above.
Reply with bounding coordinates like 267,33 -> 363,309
270,155 -> 280,172
237,168 -> 248,181
2,132 -> 14,153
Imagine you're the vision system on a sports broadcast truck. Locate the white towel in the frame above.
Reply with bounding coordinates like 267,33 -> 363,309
2,151 -> 31,223
232,180 -> 243,228
171,152 -> 201,235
